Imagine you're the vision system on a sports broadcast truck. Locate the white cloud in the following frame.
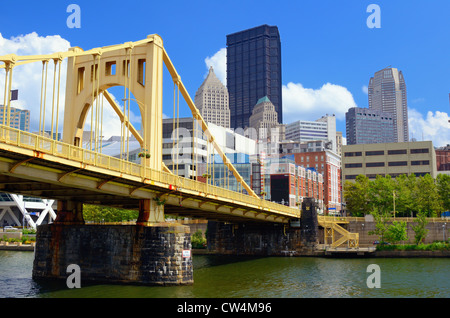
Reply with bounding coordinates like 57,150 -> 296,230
362,85 -> 368,94
408,109 -> 450,147
0,32 -> 71,134
204,48 -> 226,85
0,32 -> 141,142
282,82 -> 357,123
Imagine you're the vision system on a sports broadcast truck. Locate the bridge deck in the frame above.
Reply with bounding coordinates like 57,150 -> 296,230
0,126 -> 300,223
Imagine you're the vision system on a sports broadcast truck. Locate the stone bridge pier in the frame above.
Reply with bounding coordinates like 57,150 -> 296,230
206,198 -> 320,256
32,199 -> 193,286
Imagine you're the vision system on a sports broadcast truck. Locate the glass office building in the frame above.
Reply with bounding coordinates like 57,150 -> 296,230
368,67 -> 409,142
226,24 -> 282,130
345,107 -> 395,145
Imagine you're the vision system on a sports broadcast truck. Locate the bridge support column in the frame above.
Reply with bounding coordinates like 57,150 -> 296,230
300,198 -> 319,247
33,223 -> 193,286
53,200 -> 84,225
136,198 -> 164,225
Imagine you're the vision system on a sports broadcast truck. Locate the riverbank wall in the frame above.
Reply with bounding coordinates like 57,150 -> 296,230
333,216 -> 449,246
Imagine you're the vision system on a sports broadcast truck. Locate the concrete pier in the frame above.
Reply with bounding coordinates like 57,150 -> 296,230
32,223 -> 193,286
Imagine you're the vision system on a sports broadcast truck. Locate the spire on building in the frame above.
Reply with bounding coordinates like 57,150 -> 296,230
194,66 -> 230,129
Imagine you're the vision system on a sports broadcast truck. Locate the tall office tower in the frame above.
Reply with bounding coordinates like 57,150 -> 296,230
368,67 -> 409,142
249,96 -> 280,140
194,66 -> 230,128
345,107 -> 395,145
226,24 -> 282,129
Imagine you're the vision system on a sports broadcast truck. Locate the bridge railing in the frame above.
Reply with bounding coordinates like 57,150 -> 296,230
0,125 -> 299,218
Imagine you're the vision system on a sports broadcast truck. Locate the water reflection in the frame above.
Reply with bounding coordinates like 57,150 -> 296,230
0,251 -> 448,298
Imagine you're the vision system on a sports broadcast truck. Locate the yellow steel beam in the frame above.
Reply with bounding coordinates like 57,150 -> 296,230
162,49 -> 258,199
103,90 -> 143,145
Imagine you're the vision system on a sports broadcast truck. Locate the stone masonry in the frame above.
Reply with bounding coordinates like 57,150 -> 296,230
32,223 -> 193,286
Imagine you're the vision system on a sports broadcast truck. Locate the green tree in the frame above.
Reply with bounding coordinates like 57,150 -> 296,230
393,174 -> 415,217
437,174 -> 450,212
83,204 -> 138,222
369,175 -> 395,214
369,207 -> 391,242
415,174 -> 442,217
385,221 -> 408,244
343,175 -> 371,216
191,230 -> 206,249
411,211 -> 429,244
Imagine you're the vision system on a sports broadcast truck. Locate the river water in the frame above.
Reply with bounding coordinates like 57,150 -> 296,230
0,250 -> 449,298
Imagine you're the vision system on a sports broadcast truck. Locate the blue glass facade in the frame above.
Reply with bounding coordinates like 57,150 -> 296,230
226,25 -> 282,129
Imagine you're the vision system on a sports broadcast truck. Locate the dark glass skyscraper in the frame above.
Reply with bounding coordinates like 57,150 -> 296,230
345,107 -> 395,145
226,25 -> 282,129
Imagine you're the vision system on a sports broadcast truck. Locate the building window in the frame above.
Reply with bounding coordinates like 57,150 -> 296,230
344,151 -> 362,157
388,149 -> 407,155
366,150 -> 384,156
411,160 -> 430,166
366,162 -> 385,167
345,163 -> 362,168
410,148 -> 429,154
388,161 -> 408,166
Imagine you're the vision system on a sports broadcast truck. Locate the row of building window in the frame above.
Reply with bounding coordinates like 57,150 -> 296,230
344,148 -> 429,157
345,160 -> 430,168
345,172 -> 431,180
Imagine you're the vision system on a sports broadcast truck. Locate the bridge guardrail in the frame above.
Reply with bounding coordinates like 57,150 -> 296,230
0,125 -> 299,218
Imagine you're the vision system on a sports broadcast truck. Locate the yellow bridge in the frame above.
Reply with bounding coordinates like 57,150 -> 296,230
0,35 -> 357,248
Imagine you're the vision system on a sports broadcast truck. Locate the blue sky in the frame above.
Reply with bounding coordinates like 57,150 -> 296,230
1,0 -> 449,146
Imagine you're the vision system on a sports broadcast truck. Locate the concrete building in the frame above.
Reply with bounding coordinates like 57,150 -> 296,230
262,158 -> 323,210
368,67 -> 409,142
0,106 -> 30,131
226,24 -> 282,129
194,66 -> 230,129
198,155 -> 324,210
342,141 -> 437,181
284,151 -> 341,214
345,107 -> 395,145
100,118 -> 258,179
336,131 -> 343,157
436,144 -> 450,172
248,96 -> 281,141
285,114 -> 337,153
278,139 -> 333,154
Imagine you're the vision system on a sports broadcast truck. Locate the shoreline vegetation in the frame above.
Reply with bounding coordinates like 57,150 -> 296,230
375,241 -> 450,251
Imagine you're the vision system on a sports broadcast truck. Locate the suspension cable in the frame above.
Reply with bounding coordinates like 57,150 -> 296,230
5,64 -> 14,129
55,58 -> 62,140
95,54 -> 101,152
90,55 -> 96,151
50,59 -> 57,139
126,47 -> 132,161
100,92 -> 104,153
176,82 -> 180,176
41,61 -> 49,135
2,65 -> 9,126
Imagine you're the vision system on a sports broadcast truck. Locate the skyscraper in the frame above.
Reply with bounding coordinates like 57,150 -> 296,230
248,96 -> 279,140
226,24 -> 282,129
194,66 -> 230,128
368,67 -> 409,142
345,107 -> 395,145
